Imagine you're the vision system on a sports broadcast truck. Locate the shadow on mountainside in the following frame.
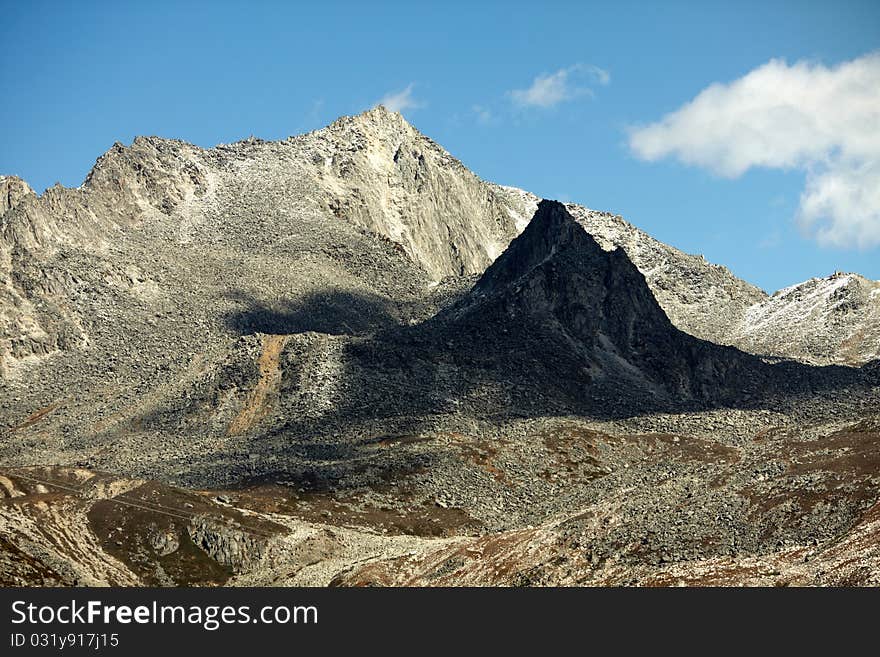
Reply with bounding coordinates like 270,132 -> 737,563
155,308 -> 874,492
147,203 -> 879,491
157,431 -> 445,493
223,288 -> 400,336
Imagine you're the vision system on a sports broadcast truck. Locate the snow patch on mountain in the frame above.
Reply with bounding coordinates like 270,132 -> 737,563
734,272 -> 880,365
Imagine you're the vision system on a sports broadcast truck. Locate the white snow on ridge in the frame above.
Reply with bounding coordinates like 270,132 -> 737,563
743,275 -> 853,334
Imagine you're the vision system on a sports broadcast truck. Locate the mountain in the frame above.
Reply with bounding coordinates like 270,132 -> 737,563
560,204 -> 880,366
74,201 -> 870,505
1,107 -> 879,588
563,202 -> 767,347
3,106 -> 877,382
0,176 -> 34,214
0,107 -> 537,378
450,199 -> 758,406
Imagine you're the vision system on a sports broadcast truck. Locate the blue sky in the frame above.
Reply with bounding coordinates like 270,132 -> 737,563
1,0 -> 878,293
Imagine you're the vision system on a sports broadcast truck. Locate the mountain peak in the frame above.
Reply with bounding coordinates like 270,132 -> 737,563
474,199 -> 618,296
738,268 -> 880,364
0,175 -> 36,215
364,103 -> 404,119
323,104 -> 414,138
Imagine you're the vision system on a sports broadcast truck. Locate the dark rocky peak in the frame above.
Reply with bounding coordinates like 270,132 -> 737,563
436,200 -> 780,408
467,199 -> 673,345
475,199 -> 625,293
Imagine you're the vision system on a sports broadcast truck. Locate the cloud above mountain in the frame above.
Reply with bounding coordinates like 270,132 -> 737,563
378,83 -> 424,113
510,64 -> 610,108
628,52 -> 880,249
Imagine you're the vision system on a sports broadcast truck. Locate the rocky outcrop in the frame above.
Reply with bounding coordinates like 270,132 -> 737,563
187,516 -> 273,574
0,137 -> 211,374
447,199 -> 736,403
439,200 -> 850,409
559,203 -> 880,366
0,176 -> 34,215
0,467 -> 288,586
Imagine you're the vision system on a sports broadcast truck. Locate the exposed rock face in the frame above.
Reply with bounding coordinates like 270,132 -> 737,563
0,106 -> 535,378
0,138 -> 209,375
458,200 -> 747,403
187,516 -> 271,573
0,111 -> 874,467
147,526 -> 180,556
302,107 -> 527,278
0,210 -> 88,378
435,201 -> 863,411
0,176 -> 34,215
559,204 -> 880,366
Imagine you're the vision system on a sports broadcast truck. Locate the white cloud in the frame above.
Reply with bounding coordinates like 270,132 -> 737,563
472,104 -> 492,124
628,52 -> 880,249
800,159 -> 880,248
378,83 -> 424,113
510,64 -> 610,108
585,64 -> 611,86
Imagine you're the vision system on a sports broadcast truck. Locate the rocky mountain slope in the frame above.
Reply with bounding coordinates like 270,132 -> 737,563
563,202 -> 768,348
4,415 -> 879,586
80,202 -> 869,496
1,107 -> 879,587
484,190 -> 880,367
0,107 -> 535,378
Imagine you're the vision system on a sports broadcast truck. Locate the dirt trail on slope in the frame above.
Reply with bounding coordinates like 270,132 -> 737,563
227,334 -> 289,435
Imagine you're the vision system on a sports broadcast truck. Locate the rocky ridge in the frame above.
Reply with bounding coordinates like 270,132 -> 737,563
734,272 -> 880,365
3,107 -> 878,380
562,203 -> 880,366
